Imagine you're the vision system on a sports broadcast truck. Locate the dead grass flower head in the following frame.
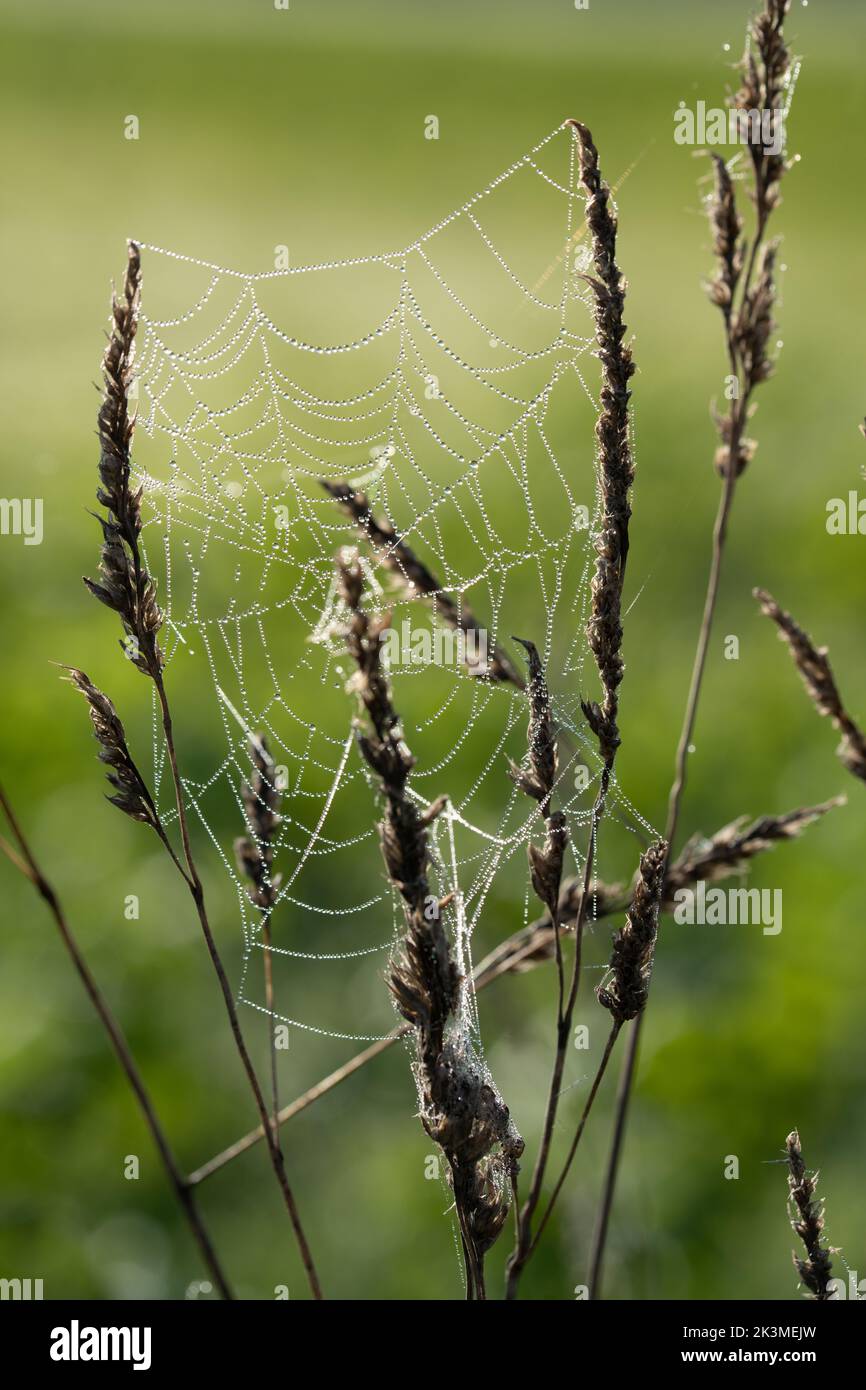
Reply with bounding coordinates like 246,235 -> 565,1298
323,480 -> 521,687
335,548 -> 522,1290
733,0 -> 793,219
597,839 -> 668,1025
508,637 -> 568,919
234,736 -> 283,913
63,666 -> 159,830
569,121 -> 635,764
785,1130 -> 835,1301
755,588 -> 866,782
84,241 -> 163,679
707,153 -> 745,316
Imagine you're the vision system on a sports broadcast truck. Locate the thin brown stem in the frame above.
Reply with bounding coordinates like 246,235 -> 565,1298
190,924 -> 565,1189
531,1019 -> 622,1256
261,912 -> 280,1148
665,457 -> 741,849
188,1031 -> 402,1185
505,763 -> 611,1300
552,900 -> 566,1029
190,788 -> 833,1188
587,1013 -> 639,1299
0,782 -> 234,1301
586,408 -> 743,1305
456,1197 -> 485,1301
152,672 -> 324,1300
458,1230 -> 477,1301
153,819 -> 194,890
588,167 -> 781,1306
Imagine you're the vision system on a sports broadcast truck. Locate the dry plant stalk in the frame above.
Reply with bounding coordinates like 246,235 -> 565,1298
234,735 -> 284,1147
494,796 -> 842,975
85,244 -> 163,680
187,794 -> 839,1188
665,799 -> 845,889
785,1131 -> 835,1300
597,842 -> 668,1025
525,839 -> 666,1254
0,783 -> 234,1300
505,118 -> 637,1300
507,638 -> 569,999
668,0 -> 793,835
504,638 -> 569,1291
569,119 -> 635,769
754,589 -> 866,782
336,547 -> 522,1299
73,241 -> 323,1298
321,479 -> 523,687
591,0 -> 795,1298
63,666 -> 161,828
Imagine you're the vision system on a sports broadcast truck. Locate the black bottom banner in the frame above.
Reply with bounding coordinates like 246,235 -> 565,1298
1,1298 -> 859,1376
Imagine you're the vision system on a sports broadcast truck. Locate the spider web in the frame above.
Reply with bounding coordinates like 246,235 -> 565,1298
130,122 -> 654,1053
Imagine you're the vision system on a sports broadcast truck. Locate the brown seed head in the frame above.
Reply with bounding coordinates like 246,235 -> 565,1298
733,1 -> 793,218
64,666 -> 159,829
323,480 -> 522,687
85,241 -> 163,677
785,1130 -> 835,1301
597,840 -> 668,1024
707,153 -> 745,314
335,546 -> 522,1267
569,121 -> 635,764
755,588 -> 866,782
234,736 -> 283,913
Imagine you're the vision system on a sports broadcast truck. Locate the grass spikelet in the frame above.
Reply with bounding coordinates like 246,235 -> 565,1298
508,637 -> 568,921
597,840 -> 667,1024
485,797 -> 841,979
336,547 -> 522,1298
234,736 -> 282,913
734,240 -> 779,393
707,153 -> 745,318
754,588 -> 866,782
734,0 -> 793,220
322,479 -> 522,687
785,1130 -> 835,1300
63,666 -> 159,829
84,241 -> 163,678
234,734 -> 284,1151
569,120 -> 635,764
667,798 -> 845,891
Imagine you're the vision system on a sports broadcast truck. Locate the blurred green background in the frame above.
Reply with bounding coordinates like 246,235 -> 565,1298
1,0 -> 865,1301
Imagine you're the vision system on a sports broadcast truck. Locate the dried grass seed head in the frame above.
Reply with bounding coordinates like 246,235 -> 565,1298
508,638 -> 568,917
234,736 -> 283,912
570,120 -> 635,763
707,153 -> 745,313
64,666 -> 159,828
668,798 -> 844,894
597,839 -> 667,1024
734,240 -> 779,392
507,638 -> 557,809
335,546 -> 522,1261
755,588 -> 866,782
323,480 -> 522,687
733,0 -> 793,218
478,799 -> 839,983
85,241 -> 163,677
785,1129 -> 835,1300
